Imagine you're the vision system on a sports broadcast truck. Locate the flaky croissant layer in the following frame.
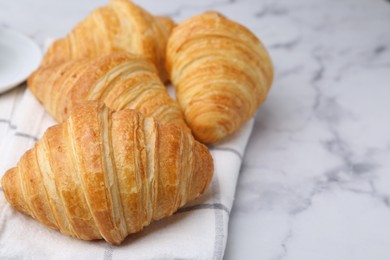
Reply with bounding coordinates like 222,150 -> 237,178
28,53 -> 189,132
166,11 -> 274,144
1,101 -> 213,245
42,0 -> 174,81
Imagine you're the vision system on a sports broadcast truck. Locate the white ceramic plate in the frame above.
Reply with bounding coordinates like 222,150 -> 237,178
0,28 -> 42,93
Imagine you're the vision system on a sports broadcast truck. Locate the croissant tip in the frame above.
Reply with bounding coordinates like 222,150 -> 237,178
1,167 -> 28,215
2,168 -> 14,199
27,68 -> 38,88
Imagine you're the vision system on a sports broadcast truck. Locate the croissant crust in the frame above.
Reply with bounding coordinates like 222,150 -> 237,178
1,101 -> 213,245
28,52 -> 189,132
166,11 -> 274,143
42,0 -> 174,81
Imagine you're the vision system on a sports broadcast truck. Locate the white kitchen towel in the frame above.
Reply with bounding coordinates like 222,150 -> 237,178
0,87 -> 254,260
0,86 -> 25,154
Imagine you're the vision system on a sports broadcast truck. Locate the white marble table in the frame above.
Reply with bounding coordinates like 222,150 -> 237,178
1,0 -> 390,259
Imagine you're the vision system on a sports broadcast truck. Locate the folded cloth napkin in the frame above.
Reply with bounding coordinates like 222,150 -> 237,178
0,85 -> 254,260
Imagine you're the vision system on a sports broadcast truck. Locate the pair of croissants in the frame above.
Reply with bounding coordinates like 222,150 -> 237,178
1,0 -> 273,245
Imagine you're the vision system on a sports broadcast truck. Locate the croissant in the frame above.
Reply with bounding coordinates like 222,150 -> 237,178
166,12 -> 274,144
42,0 -> 175,81
28,52 -> 189,132
1,101 -> 213,245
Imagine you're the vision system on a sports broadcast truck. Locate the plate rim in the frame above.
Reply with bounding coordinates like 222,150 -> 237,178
0,27 -> 42,93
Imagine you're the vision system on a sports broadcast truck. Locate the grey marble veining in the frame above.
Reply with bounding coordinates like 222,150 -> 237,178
1,0 -> 390,259
225,0 -> 390,259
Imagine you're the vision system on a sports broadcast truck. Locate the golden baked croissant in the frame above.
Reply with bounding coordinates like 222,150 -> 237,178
1,101 -> 213,245
166,12 -> 274,144
42,0 -> 175,81
28,52 -> 189,132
